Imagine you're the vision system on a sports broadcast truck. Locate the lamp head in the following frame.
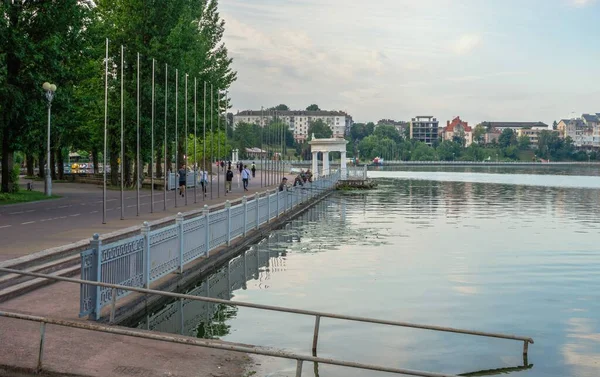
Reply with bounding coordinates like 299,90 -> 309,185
43,82 -> 51,91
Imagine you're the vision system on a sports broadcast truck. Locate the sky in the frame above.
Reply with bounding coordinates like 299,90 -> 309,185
219,0 -> 600,125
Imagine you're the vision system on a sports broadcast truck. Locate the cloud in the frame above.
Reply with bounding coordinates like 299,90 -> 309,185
569,0 -> 596,7
451,34 -> 482,55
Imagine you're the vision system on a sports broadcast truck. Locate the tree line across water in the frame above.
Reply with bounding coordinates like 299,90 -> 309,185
0,0 -> 235,193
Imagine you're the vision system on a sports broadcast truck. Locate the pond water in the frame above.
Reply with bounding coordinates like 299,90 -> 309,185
136,167 -> 600,377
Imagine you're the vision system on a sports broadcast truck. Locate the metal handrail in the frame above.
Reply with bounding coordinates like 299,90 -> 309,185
0,267 -> 534,358
0,310 -> 458,377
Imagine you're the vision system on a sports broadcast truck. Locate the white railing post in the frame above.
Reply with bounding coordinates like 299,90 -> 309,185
226,200 -> 232,246
267,190 -> 271,223
363,164 -> 367,180
90,233 -> 102,320
255,193 -> 260,229
276,189 -> 280,216
242,196 -> 248,236
176,212 -> 184,273
141,221 -> 151,288
203,205 -> 210,257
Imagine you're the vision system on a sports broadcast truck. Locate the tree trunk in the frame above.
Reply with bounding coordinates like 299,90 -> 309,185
92,146 -> 99,174
155,146 -> 163,178
26,154 -> 34,177
110,151 -> 118,186
38,152 -> 45,178
56,149 -> 65,180
1,126 -> 11,193
124,155 -> 132,187
50,148 -> 57,180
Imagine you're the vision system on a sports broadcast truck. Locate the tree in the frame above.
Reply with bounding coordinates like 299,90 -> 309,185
473,124 -> 486,144
411,142 -> 437,161
437,140 -> 462,161
272,104 -> 289,111
306,104 -> 320,111
517,135 -> 530,150
307,119 -> 332,140
374,125 -> 401,143
498,128 -> 517,148
552,120 -> 558,130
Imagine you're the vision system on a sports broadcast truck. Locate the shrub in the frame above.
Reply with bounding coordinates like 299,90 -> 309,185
10,163 -> 20,193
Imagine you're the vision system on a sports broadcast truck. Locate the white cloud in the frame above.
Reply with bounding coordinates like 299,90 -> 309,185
569,0 -> 596,7
451,34 -> 482,55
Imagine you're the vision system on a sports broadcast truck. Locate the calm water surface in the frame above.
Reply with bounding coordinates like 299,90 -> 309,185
138,168 -> 600,377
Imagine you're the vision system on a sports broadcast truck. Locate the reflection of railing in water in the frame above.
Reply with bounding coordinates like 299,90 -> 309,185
137,242 -> 285,337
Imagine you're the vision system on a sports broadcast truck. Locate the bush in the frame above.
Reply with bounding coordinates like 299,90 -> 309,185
9,163 -> 20,193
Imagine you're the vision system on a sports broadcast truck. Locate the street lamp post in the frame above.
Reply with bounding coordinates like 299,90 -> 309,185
42,82 -> 57,197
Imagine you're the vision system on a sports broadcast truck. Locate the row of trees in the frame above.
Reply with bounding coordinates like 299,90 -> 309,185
0,0 -> 235,192
348,123 -> 585,162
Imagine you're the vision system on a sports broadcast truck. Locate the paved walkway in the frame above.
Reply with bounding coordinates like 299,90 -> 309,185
0,170 -> 287,262
0,170 -> 298,376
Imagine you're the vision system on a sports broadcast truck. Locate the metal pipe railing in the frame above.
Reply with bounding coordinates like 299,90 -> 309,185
0,310 -> 458,377
0,267 -> 534,358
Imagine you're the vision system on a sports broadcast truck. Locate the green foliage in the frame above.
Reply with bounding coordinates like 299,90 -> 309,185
271,104 -> 289,111
306,104 -> 320,111
517,135 -> 530,150
0,190 -> 60,205
373,125 -> 402,143
411,142 -> 437,161
473,124 -> 486,144
185,130 -> 231,165
9,164 -> 20,193
536,130 -> 573,160
498,129 -> 517,148
307,119 -> 333,139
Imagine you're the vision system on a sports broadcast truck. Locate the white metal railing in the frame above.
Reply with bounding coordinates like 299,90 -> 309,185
79,172 -> 340,319
0,309 -> 461,377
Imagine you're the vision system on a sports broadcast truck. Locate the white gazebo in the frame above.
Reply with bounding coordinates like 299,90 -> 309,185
308,135 -> 348,179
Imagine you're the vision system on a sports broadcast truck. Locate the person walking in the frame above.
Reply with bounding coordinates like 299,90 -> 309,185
251,162 -> 256,178
178,164 -> 186,197
238,161 -> 243,175
200,169 -> 207,197
279,177 -> 288,191
225,167 -> 234,193
241,164 -> 251,191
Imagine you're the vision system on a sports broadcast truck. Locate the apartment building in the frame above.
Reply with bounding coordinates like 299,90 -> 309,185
480,121 -> 549,132
410,116 -> 439,146
233,110 -> 352,142
440,116 -> 473,146
557,114 -> 600,148
516,128 -> 546,146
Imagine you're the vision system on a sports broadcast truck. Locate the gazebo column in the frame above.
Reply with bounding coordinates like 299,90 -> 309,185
322,152 -> 330,176
312,151 -> 319,180
340,150 -> 347,179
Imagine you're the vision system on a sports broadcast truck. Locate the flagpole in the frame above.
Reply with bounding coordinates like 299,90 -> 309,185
163,64 -> 168,211
260,106 -> 263,188
151,58 -> 155,213
217,90 -> 221,199
136,52 -> 140,216
102,38 -> 108,225
120,45 -> 124,220
210,83 -> 214,200
194,77 -> 197,204
185,73 -> 188,206
203,81 -> 206,201
174,69 -> 178,208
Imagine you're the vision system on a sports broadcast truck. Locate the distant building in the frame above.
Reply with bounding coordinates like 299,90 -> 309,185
480,121 -> 549,132
410,116 -> 439,146
376,119 -> 409,135
516,128 -> 546,146
233,110 -> 352,142
557,114 -> 600,148
440,116 -> 473,146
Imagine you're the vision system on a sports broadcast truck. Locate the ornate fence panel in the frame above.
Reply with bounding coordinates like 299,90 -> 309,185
229,204 -> 245,240
247,200 -> 258,229
209,209 -> 228,249
183,216 -> 207,264
80,172 -> 339,320
79,248 -> 96,317
258,195 -> 269,225
99,235 -> 145,308
149,224 -> 179,281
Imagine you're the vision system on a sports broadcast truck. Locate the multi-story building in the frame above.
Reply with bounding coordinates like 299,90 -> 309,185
410,116 -> 439,146
556,114 -> 600,148
376,119 -> 409,135
480,121 -> 549,133
440,116 -> 473,146
233,110 -> 352,142
516,128 -> 546,146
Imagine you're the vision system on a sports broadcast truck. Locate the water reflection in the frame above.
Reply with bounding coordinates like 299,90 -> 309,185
136,171 -> 600,377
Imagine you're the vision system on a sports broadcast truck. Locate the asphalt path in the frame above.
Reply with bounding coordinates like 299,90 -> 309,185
0,170 -> 286,261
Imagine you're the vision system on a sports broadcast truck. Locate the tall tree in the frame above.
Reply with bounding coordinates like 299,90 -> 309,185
498,128 -> 517,148
271,104 -> 289,111
307,119 -> 333,140
306,104 -> 320,111
0,0 -> 92,192
473,124 -> 486,144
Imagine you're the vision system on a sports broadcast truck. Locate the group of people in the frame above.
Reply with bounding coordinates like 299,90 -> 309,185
280,169 -> 313,191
